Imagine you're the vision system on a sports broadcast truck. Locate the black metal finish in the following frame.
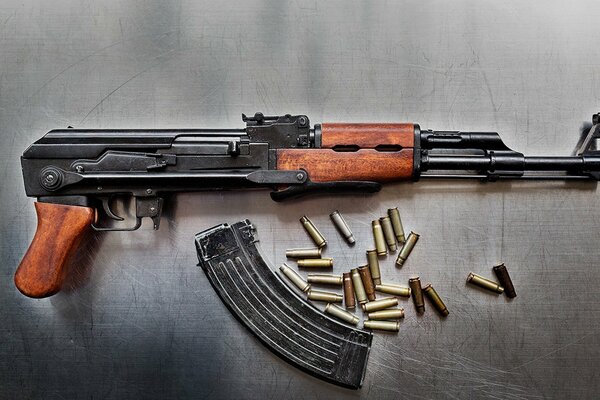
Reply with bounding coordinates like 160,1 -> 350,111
418,114 -> 600,181
21,113 -> 324,231
270,180 -> 381,201
412,124 -> 422,181
195,220 -> 372,389
21,112 -> 600,231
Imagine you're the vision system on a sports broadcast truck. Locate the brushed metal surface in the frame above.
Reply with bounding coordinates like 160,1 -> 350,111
1,1 -> 600,398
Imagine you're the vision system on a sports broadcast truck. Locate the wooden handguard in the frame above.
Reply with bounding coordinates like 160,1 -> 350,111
14,202 -> 95,298
277,122 -> 416,182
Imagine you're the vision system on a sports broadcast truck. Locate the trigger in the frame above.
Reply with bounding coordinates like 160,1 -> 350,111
102,197 -> 124,221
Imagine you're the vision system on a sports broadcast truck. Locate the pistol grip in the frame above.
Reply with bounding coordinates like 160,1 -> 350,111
14,202 -> 95,298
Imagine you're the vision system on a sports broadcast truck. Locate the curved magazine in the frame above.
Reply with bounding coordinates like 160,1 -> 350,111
194,219 -> 372,389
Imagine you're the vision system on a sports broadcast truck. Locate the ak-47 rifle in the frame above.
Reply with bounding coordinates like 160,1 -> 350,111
15,112 -> 600,298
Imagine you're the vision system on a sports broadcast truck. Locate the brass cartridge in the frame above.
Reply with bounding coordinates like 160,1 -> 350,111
279,263 -> 310,292
307,289 -> 343,303
358,266 -> 376,301
324,303 -> 359,325
375,283 -> 411,297
363,320 -> 400,332
285,247 -> 322,259
396,231 -> 419,267
307,273 -> 343,286
371,220 -> 387,256
367,308 -> 405,320
492,263 -> 516,298
300,215 -> 327,248
297,258 -> 333,268
467,272 -> 504,294
388,207 -> 406,243
343,272 -> 356,309
329,210 -> 355,245
409,277 -> 425,314
366,250 -> 381,285
361,297 -> 398,313
379,216 -> 397,251
351,268 -> 368,304
422,284 -> 449,317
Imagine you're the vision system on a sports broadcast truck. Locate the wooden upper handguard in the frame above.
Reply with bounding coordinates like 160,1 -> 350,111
14,202 -> 95,298
320,122 -> 415,148
277,122 -> 416,182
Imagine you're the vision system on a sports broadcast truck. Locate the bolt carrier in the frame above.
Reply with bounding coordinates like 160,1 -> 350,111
358,266 -> 376,301
351,268 -> 368,304
300,215 -> 327,248
343,272 -> 356,309
325,303 -> 359,325
307,273 -> 343,286
280,263 -> 310,292
467,272 -> 504,294
330,210 -> 355,245
286,247 -> 322,259
379,216 -> 397,251
367,308 -> 405,320
493,263 -> 516,298
409,277 -> 425,314
363,320 -> 400,332
375,283 -> 411,297
371,220 -> 387,256
396,231 -> 419,267
422,284 -> 449,317
388,207 -> 406,243
307,289 -> 343,303
366,250 -> 381,285
362,297 -> 398,313
297,258 -> 333,268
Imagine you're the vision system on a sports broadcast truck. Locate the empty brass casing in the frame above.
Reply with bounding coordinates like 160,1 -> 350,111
363,320 -> 400,332
493,263 -> 516,298
343,272 -> 356,309
396,231 -> 419,267
409,277 -> 425,314
379,216 -> 397,251
372,220 -> 387,256
330,210 -> 355,245
307,273 -> 343,286
366,250 -> 381,285
300,215 -> 327,248
307,289 -> 343,303
375,283 -> 411,297
297,258 -> 333,268
358,266 -> 376,301
388,207 -> 406,243
422,284 -> 449,317
285,247 -> 322,259
467,272 -> 504,294
367,308 -> 405,320
351,268 -> 368,304
362,297 -> 398,313
279,263 -> 310,292
324,303 -> 359,325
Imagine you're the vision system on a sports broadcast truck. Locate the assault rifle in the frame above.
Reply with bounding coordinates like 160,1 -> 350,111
15,112 -> 600,298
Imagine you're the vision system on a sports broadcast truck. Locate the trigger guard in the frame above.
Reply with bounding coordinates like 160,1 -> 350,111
91,217 -> 142,232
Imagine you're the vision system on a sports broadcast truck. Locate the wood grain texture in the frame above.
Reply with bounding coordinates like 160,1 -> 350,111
321,123 -> 415,148
276,149 -> 414,182
14,202 -> 95,298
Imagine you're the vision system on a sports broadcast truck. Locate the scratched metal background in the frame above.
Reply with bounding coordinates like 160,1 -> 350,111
1,1 -> 599,399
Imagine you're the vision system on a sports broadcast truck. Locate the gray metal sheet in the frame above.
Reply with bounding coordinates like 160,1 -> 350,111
1,1 -> 599,398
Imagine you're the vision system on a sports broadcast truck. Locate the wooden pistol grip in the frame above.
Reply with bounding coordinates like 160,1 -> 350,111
15,202 -> 95,298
